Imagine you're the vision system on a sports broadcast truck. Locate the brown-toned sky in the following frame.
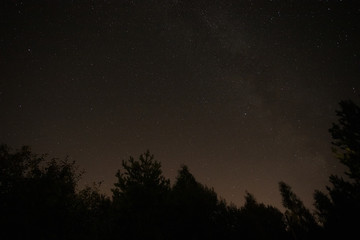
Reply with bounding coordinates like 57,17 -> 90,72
1,0 -> 359,209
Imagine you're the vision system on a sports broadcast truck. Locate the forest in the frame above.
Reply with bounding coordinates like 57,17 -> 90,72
1,100 -> 359,240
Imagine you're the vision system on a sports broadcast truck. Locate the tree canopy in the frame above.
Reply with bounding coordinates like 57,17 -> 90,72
313,100 -> 360,238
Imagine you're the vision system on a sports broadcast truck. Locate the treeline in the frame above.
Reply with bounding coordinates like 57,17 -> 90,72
0,100 -> 359,240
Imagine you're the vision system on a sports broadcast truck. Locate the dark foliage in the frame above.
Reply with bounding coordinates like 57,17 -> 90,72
314,100 -> 360,238
0,146 -> 290,240
238,192 -> 289,240
169,165 -> 220,239
0,145 -> 81,240
279,182 -> 320,240
111,150 -> 170,239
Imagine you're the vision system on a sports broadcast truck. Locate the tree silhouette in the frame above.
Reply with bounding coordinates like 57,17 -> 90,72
169,165 -> 220,239
0,144 -> 81,240
314,100 -> 360,238
238,192 -> 289,240
75,182 -> 112,240
279,181 -> 319,240
111,150 -> 170,239
330,100 -> 360,181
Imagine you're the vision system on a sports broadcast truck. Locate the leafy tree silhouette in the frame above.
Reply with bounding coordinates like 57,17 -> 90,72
0,144 -> 81,240
314,100 -> 360,238
169,165 -> 219,240
279,181 -> 319,240
238,192 -> 289,240
75,182 -> 112,240
111,150 -> 170,239
0,145 -> 295,240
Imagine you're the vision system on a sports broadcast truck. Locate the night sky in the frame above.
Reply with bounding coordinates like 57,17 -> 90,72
1,0 -> 360,209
